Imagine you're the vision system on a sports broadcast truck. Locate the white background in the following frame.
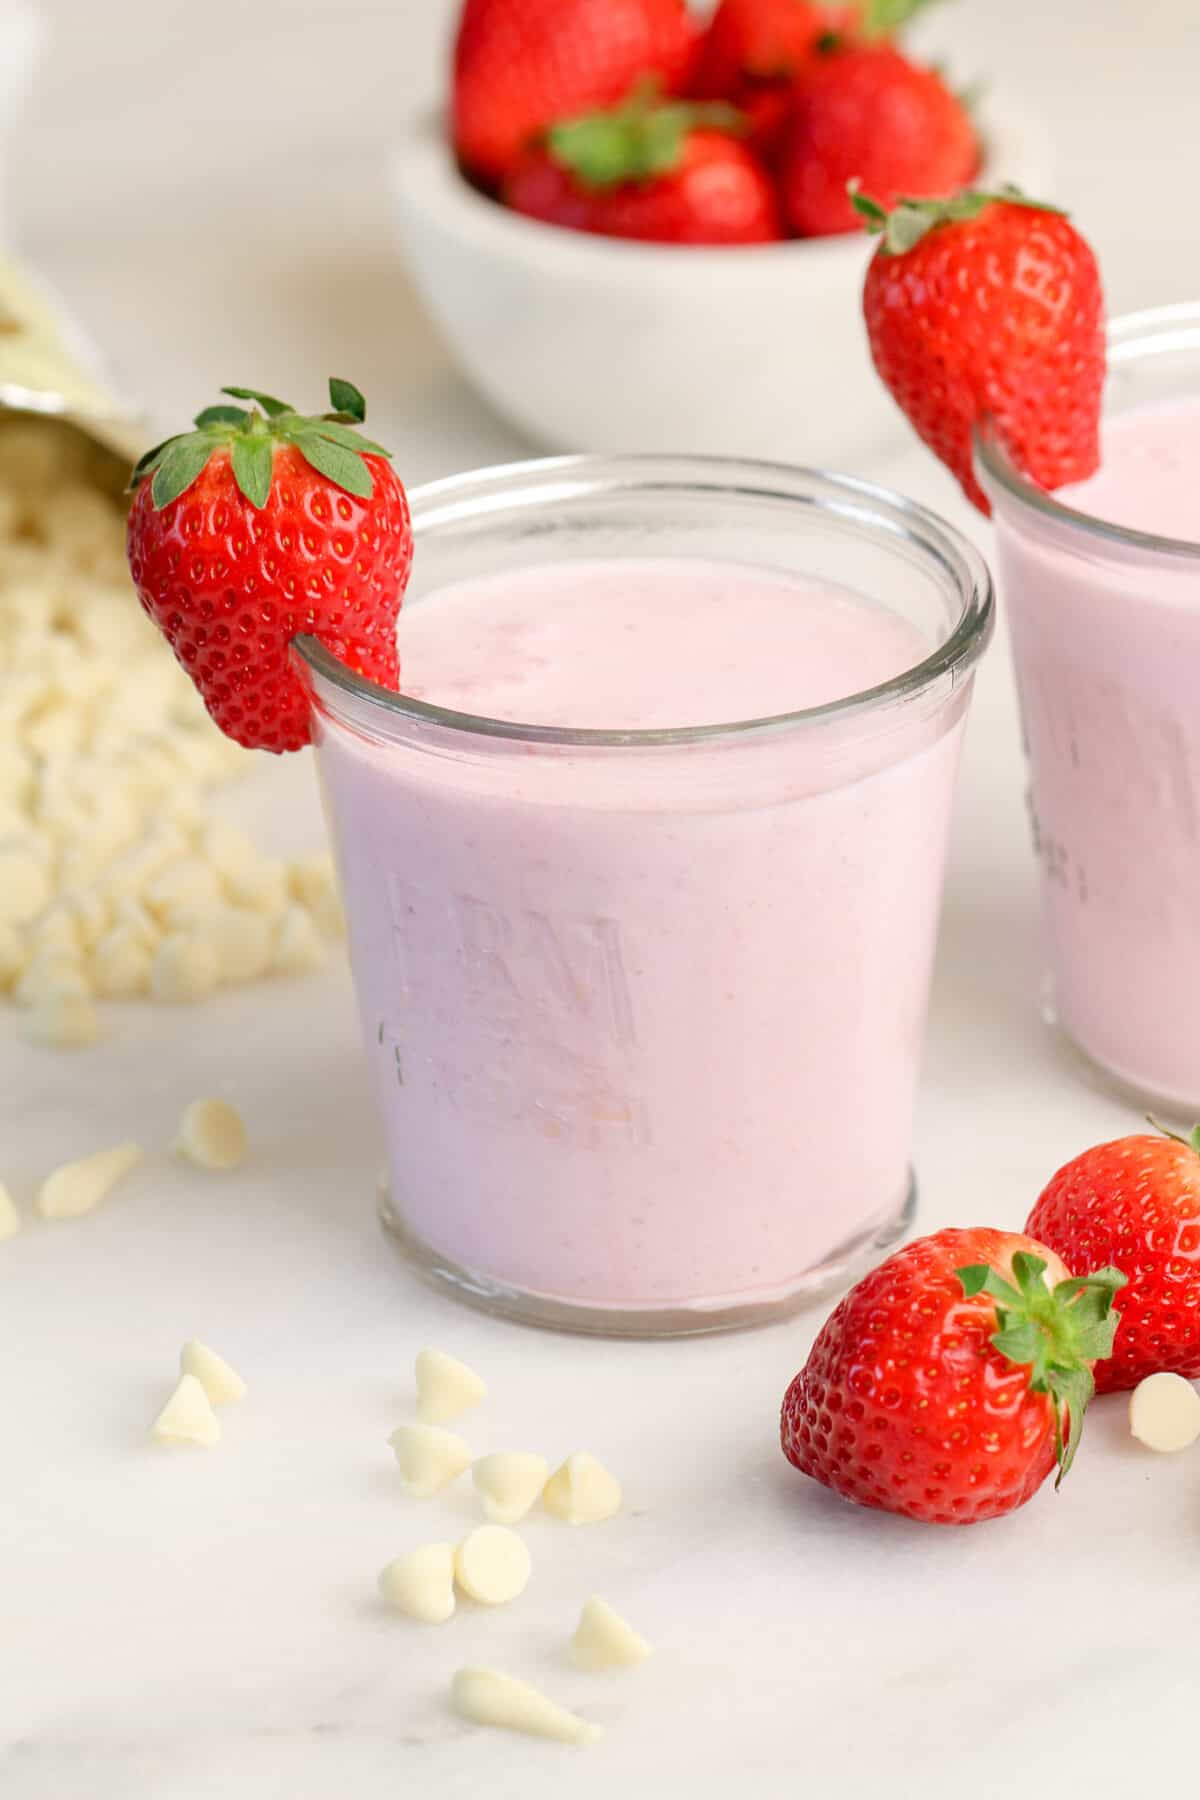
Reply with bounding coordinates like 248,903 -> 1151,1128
4,2 -> 1200,1796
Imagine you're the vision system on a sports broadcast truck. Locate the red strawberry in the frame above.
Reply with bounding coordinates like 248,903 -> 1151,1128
126,381 -> 412,753
452,0 -> 697,189
781,1227 -> 1125,1525
690,0 -> 937,156
779,44 -> 978,236
691,0 -> 846,98
505,94 -> 783,244
858,188 -> 1106,513
1026,1125 -> 1200,1394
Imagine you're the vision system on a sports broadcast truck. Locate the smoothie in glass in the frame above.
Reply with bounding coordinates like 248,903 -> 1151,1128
298,456 -> 992,1333
982,308 -> 1200,1111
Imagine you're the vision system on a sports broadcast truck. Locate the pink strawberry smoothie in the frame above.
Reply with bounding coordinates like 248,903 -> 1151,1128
991,395 -> 1200,1106
314,555 -> 969,1315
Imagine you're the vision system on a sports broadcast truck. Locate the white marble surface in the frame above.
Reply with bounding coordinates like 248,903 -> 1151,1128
5,2 -> 1200,1794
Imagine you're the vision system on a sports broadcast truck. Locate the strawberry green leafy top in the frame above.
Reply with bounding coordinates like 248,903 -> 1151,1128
129,378 -> 393,512
547,89 -> 744,189
852,183 -> 1065,255
859,0 -> 944,35
956,1253 -> 1126,1483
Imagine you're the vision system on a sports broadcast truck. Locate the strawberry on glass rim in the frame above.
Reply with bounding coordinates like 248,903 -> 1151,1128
855,185 -> 1106,514
781,1227 -> 1126,1525
504,88 -> 783,243
126,380 -> 413,753
1026,1121 -> 1200,1395
779,43 -> 978,236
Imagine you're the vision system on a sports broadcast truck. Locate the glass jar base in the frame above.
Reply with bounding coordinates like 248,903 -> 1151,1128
377,1175 -> 917,1339
1042,978 -> 1200,1122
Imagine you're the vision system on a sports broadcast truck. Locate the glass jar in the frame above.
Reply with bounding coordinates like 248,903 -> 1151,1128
979,306 -> 1200,1112
295,454 -> 992,1334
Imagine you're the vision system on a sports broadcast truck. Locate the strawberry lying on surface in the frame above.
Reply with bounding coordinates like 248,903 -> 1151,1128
857,188 -> 1106,512
1026,1124 -> 1200,1394
505,91 -> 783,244
781,1227 -> 1125,1524
453,0 -> 698,189
779,43 -> 978,236
126,381 -> 412,753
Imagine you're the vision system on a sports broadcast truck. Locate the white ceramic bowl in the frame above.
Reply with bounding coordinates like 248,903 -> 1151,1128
390,103 -> 1046,470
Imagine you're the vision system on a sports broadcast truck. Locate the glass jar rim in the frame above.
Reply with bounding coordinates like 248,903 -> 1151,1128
293,452 -> 993,750
974,302 -> 1200,563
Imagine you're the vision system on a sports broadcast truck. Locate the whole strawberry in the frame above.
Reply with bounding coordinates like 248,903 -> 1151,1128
858,188 -> 1106,512
691,0 -> 844,111
505,94 -> 782,244
690,0 -> 940,156
1026,1125 -> 1200,1394
779,44 -> 977,236
453,0 -> 697,189
781,1228 -> 1125,1524
126,381 -> 412,753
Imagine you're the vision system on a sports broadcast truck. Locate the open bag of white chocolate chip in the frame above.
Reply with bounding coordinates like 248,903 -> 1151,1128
0,255 -> 345,1047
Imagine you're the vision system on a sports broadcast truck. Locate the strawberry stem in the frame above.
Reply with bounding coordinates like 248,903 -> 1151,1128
128,378 -> 393,512
1146,1115 -> 1200,1157
956,1254 -> 1126,1484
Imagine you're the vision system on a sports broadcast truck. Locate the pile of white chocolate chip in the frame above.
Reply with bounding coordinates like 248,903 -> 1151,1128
381,1348 -> 647,1747
0,418 -> 342,1047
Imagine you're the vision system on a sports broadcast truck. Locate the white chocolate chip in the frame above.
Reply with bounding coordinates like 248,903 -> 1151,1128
472,1453 -> 549,1526
180,1339 -> 247,1406
151,934 -> 220,1003
569,1596 -> 652,1671
388,1423 -> 472,1498
454,1526 -> 531,1606
450,1668 -> 601,1747
1129,1372 -> 1200,1453
0,1182 -> 20,1242
183,905 -> 272,983
0,919 -> 27,990
175,1098 -> 248,1172
92,927 -> 153,999
542,1453 -> 622,1525
379,1544 -> 457,1624
143,857 -> 224,918
37,1141 -> 142,1220
20,994 -> 101,1048
222,856 -> 289,917
112,896 -> 160,951
271,903 -> 327,975
415,1348 -> 487,1424
29,901 -> 84,957
289,852 -> 344,938
0,843 -> 51,923
152,1373 -> 221,1447
15,949 -> 91,1007
57,885 -> 111,951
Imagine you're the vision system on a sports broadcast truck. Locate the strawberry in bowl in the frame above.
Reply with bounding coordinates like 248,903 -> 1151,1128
391,0 -> 1041,465
779,43 -> 979,236
691,0 -> 947,162
126,380 -> 412,751
504,90 -> 783,244
453,0 -> 698,190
